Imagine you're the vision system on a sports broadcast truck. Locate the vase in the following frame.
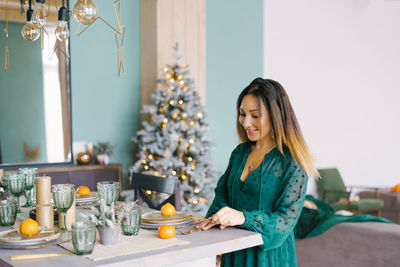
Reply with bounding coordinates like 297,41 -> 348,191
96,154 -> 109,165
98,225 -> 120,245
76,152 -> 92,165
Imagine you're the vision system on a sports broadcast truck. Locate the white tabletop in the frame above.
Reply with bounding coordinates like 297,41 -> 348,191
0,207 -> 263,267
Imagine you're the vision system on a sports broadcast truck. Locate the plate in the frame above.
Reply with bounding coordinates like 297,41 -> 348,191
140,219 -> 195,229
76,192 -> 98,204
141,211 -> 191,224
0,236 -> 63,249
0,230 -> 61,245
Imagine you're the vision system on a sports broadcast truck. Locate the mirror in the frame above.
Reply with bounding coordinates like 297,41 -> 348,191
0,0 -> 72,167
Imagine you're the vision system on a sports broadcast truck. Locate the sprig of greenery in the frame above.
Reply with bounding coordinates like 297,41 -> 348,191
93,142 -> 114,157
81,199 -> 117,227
114,201 -> 139,223
81,200 -> 139,227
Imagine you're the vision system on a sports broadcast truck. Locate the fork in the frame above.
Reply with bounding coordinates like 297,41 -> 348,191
178,228 -> 203,235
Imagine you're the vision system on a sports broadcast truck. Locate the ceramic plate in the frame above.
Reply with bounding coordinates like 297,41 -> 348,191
0,230 -> 61,245
140,219 -> 195,229
141,211 -> 191,224
0,237 -> 63,249
76,192 -> 99,204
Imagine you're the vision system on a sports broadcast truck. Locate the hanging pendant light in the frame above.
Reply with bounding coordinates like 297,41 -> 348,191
32,0 -> 47,28
21,0 -> 40,41
55,0 -> 70,41
73,0 -> 98,25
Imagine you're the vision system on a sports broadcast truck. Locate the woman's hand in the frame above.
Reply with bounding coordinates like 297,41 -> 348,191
197,207 -> 245,231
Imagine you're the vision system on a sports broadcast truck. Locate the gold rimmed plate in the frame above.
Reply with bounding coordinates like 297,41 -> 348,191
0,229 -> 61,245
141,211 -> 191,224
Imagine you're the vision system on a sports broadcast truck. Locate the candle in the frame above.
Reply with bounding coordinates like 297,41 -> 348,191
36,204 -> 54,230
36,176 -> 51,205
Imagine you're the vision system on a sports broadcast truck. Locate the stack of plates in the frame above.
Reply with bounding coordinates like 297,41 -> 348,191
0,229 -> 61,249
76,192 -> 98,205
141,211 -> 194,229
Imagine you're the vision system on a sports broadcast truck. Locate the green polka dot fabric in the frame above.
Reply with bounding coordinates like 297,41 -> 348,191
206,142 -> 308,267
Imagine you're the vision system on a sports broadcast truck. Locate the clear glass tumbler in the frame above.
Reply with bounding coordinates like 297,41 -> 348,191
121,207 -> 141,236
97,181 -> 119,206
7,173 -> 25,213
72,221 -> 96,255
0,199 -> 17,226
52,184 -> 75,231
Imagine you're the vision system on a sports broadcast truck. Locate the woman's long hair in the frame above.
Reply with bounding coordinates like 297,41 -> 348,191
236,78 -> 319,178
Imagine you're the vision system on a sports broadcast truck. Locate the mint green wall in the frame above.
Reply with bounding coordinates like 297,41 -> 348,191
206,0 -> 264,172
69,0 -> 140,187
0,22 -> 47,164
69,0 -> 262,185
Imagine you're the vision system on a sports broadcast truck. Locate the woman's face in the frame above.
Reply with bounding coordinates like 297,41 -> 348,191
239,94 -> 271,142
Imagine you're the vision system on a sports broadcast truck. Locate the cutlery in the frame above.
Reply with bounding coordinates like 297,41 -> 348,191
178,228 -> 203,235
10,252 -> 73,260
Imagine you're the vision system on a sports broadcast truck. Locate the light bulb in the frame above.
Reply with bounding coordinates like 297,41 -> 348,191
21,22 -> 40,41
55,21 -> 69,41
21,9 -> 40,41
55,7 -> 69,41
73,0 -> 98,25
32,0 -> 47,28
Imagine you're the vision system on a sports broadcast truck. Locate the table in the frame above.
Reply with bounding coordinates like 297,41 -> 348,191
0,208 -> 263,267
359,188 -> 400,223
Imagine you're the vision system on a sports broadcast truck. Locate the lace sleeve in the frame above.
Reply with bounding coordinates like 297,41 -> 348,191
240,161 -> 308,250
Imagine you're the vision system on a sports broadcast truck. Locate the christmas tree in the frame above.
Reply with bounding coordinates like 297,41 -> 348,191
131,54 -> 215,214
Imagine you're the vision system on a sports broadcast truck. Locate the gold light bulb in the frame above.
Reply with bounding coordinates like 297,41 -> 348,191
55,21 -> 69,41
21,22 -> 40,41
73,0 -> 98,25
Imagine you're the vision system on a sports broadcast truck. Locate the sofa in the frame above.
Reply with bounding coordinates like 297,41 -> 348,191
296,221 -> 400,267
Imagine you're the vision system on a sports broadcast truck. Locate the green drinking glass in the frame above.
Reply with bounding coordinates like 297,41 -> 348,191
121,207 -> 141,236
7,173 -> 25,213
0,199 -> 17,226
19,168 -> 38,207
97,181 -> 119,206
52,184 -> 75,231
72,221 -> 96,255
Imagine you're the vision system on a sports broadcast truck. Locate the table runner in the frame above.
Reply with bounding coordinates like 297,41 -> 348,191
60,229 -> 190,261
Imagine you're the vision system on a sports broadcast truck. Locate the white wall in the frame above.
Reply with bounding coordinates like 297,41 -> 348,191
264,0 -> 400,189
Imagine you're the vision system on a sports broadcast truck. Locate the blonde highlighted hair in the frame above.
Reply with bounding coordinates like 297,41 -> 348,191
236,78 -> 319,178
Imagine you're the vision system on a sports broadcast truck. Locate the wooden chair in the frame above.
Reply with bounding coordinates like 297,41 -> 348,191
130,172 -> 182,211
317,168 -> 383,217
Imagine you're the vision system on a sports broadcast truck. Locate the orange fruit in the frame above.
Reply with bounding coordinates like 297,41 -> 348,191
158,224 -> 176,239
77,186 -> 91,197
161,203 -> 176,217
19,218 -> 39,236
391,184 -> 400,192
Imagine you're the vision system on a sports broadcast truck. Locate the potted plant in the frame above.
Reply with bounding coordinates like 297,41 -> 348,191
81,199 -> 120,245
93,142 -> 114,165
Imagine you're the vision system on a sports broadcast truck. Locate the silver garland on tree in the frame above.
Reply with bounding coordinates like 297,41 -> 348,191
131,54 -> 216,215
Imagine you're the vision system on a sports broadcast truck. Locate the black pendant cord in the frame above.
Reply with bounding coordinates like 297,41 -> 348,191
27,0 -> 33,21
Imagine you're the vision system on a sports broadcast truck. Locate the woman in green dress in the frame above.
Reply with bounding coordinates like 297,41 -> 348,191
197,78 -> 319,267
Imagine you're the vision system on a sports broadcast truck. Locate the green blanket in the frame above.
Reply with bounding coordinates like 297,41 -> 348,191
294,195 -> 393,239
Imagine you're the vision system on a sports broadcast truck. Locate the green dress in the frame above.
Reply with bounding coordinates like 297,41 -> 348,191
206,142 -> 308,267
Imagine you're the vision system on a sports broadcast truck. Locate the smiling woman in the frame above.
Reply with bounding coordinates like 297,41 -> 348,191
198,78 -> 318,267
